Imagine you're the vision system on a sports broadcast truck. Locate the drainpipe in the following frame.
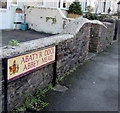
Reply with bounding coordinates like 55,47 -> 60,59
58,0 -> 61,8
109,1 -> 111,13
85,0 -> 87,11
103,0 -> 106,13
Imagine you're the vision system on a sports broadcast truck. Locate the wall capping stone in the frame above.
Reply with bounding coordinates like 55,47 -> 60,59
62,18 -> 107,35
0,34 -> 73,59
0,18 -> 108,59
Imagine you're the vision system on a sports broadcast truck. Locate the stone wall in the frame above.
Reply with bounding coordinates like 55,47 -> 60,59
0,17 -> 116,111
56,23 -> 91,78
1,18 -> 91,111
102,18 -> 118,40
117,20 -> 120,39
7,64 -> 54,110
7,23 -> 90,110
89,22 -> 115,53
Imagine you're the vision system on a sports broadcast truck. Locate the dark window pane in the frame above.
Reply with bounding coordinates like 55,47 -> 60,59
0,0 -> 7,9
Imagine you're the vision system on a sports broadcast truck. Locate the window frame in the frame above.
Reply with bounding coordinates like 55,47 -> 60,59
11,0 -> 18,6
60,0 -> 73,10
0,0 -> 8,10
37,0 -> 45,7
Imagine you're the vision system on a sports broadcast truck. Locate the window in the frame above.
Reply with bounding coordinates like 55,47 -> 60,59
62,0 -> 71,9
11,0 -> 18,5
0,0 -> 7,9
63,0 -> 66,8
103,1 -> 106,12
37,0 -> 44,6
67,1 -> 70,8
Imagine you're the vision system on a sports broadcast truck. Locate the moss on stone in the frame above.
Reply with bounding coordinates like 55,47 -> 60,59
46,17 -> 57,24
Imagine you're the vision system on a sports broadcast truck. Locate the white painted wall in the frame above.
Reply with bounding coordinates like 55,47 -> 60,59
0,1 -> 12,29
0,0 -> 25,29
93,0 -> 118,14
0,0 -> 119,30
25,6 -> 72,34
78,0 -> 118,14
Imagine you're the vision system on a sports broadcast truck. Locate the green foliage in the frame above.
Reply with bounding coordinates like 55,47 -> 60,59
86,5 -> 94,13
67,2 -> 82,15
8,40 -> 19,46
84,13 -> 98,20
98,14 -> 107,21
14,84 -> 53,112
106,37 -> 111,41
56,66 -> 77,84
118,11 -> 120,19
51,43 -> 58,46
84,13 -> 107,20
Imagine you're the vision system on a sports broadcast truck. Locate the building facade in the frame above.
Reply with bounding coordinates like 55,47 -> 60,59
0,0 -> 73,29
0,0 -> 119,29
118,1 -> 120,11
0,0 -> 24,29
93,0 -> 119,14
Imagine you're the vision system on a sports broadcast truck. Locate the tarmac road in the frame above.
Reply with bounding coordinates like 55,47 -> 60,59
43,42 -> 119,111
1,30 -> 54,47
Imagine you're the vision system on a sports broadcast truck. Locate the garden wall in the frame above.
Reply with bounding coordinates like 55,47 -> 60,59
0,18 -> 116,111
1,18 -> 91,111
103,18 -> 118,40
89,21 -> 115,53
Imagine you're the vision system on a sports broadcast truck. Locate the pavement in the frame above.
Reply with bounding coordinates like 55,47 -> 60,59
1,30 -> 54,47
43,42 -> 119,111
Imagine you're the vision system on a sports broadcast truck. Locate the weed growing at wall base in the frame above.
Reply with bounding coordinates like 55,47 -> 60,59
8,40 -> 19,46
13,84 -> 53,112
56,66 -> 78,84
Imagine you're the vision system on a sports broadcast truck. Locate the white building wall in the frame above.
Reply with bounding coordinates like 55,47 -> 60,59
0,0 -> 24,29
0,0 -> 119,29
0,1 -> 12,29
94,0 -> 118,14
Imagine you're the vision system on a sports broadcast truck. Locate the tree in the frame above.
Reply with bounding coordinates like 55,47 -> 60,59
67,1 -> 83,15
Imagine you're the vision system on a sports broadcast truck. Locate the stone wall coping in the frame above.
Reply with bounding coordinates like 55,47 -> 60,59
0,17 -> 108,59
0,34 -> 73,59
103,21 -> 114,25
91,20 -> 107,28
61,17 -> 107,35
103,18 -> 116,23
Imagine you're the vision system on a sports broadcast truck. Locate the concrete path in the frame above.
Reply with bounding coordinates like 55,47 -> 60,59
43,42 -> 119,111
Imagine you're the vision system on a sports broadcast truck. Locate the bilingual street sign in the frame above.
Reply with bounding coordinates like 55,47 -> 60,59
4,46 -> 56,81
